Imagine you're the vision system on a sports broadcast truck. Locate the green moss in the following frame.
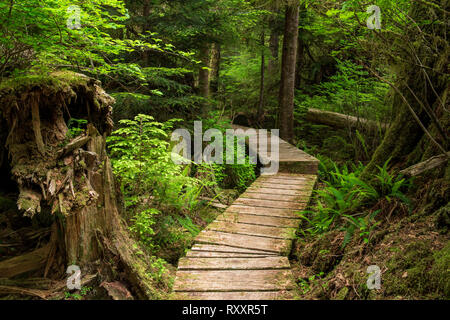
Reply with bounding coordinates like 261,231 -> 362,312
429,242 -> 450,298
384,240 -> 450,299
433,202 -> 450,233
335,287 -> 349,300
0,71 -> 90,95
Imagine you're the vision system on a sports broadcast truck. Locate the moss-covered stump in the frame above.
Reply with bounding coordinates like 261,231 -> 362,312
0,71 -> 169,299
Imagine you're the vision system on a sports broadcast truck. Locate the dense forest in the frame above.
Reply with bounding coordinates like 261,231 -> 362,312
0,0 -> 448,301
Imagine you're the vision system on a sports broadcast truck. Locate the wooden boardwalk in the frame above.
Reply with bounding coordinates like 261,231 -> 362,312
173,126 -> 319,300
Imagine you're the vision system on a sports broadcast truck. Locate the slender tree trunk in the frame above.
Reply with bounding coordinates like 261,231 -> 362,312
278,3 -> 299,143
210,43 -> 221,94
198,44 -> 211,98
142,1 -> 151,66
295,35 -> 305,88
257,31 -> 266,123
268,27 -> 279,76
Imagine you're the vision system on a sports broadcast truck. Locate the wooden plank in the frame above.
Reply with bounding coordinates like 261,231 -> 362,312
178,256 -> 290,270
174,291 -> 293,300
255,178 -> 316,187
252,182 -> 314,190
196,230 -> 291,255
226,205 -> 300,219
241,192 -> 311,203
256,178 -> 309,185
234,198 -> 307,209
191,244 -> 274,255
206,221 -> 296,239
255,175 -> 315,185
217,212 -> 301,228
186,251 -> 275,258
245,187 -> 308,196
174,269 -> 295,292
269,173 -> 317,180
278,161 -> 319,174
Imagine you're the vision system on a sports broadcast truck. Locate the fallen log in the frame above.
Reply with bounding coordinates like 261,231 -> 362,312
0,245 -> 50,278
400,152 -> 450,177
305,108 -> 388,132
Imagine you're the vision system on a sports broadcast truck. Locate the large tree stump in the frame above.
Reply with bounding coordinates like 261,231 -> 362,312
0,71 -> 166,299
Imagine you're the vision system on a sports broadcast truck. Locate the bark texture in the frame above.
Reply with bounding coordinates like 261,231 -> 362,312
363,0 -> 449,176
198,44 -> 211,98
0,71 -> 166,299
278,3 -> 300,143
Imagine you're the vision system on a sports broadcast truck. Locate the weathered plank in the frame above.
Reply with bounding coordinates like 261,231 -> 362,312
240,192 -> 311,203
178,256 -> 290,270
252,182 -> 315,190
191,244 -> 274,255
255,178 -> 310,185
233,198 -> 307,209
206,220 -> 297,239
186,251 -> 275,258
226,205 -> 300,219
267,173 -> 317,180
174,291 -> 293,300
174,269 -> 295,292
196,230 -> 292,255
217,212 -> 301,228
245,187 -> 308,196
173,127 -> 319,300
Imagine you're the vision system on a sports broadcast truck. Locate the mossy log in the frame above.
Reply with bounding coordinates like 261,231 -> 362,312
0,71 -> 164,299
305,108 -> 387,133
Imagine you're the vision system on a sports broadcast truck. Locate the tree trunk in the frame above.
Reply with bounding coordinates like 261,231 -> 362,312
278,2 -> 299,143
210,43 -> 221,94
198,44 -> 211,98
295,34 -> 305,88
142,0 -> 151,66
257,31 -> 266,124
268,25 -> 279,76
362,0 -> 449,176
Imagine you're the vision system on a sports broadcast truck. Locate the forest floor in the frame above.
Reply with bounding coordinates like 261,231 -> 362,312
289,124 -> 450,300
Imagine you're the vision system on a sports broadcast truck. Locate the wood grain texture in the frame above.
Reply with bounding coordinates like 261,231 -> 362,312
173,129 -> 319,300
178,256 -> 290,270
217,212 -> 301,228
226,205 -> 300,218
196,230 -> 291,255
174,269 -> 295,291
206,220 -> 297,239
173,291 -> 293,300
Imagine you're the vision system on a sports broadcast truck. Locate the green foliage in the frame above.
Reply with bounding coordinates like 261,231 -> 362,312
297,272 -> 325,295
108,114 -> 206,257
129,208 -> 160,251
67,118 -> 88,138
1,0 -> 139,78
299,158 -> 411,245
295,60 -> 390,122
64,286 -> 92,300
195,111 -> 257,192
108,114 -> 201,211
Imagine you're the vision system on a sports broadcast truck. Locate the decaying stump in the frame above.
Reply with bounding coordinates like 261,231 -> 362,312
0,71 -> 165,299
